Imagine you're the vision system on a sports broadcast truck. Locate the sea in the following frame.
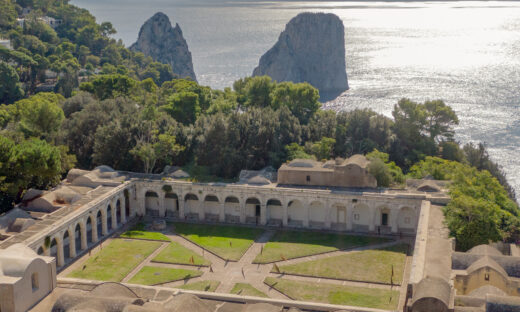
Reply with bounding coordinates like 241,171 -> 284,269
71,0 -> 520,195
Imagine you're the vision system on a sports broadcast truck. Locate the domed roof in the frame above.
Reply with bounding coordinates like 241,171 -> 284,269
248,176 -> 271,185
412,276 -> 451,307
469,285 -> 507,297
163,294 -> 212,312
288,159 -> 319,168
0,244 -> 41,278
467,245 -> 502,257
90,282 -> 138,298
343,154 -> 370,168
467,256 -> 508,278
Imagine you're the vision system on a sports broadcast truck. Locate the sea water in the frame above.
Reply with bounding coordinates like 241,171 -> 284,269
71,0 -> 520,195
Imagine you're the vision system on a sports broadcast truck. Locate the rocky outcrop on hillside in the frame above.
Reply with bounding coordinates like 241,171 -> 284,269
130,12 -> 196,81
253,13 -> 348,100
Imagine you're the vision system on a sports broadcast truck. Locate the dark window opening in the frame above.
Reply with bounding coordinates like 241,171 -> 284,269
485,273 -> 490,281
306,175 -> 311,182
352,199 -> 358,203
32,272 -> 39,292
255,205 -> 261,217
382,213 -> 388,226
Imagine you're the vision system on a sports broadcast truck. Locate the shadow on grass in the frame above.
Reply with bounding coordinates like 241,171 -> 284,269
172,222 -> 263,241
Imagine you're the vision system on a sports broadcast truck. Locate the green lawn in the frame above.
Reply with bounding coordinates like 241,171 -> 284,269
173,223 -> 263,261
128,266 -> 202,286
153,242 -> 211,266
178,280 -> 221,292
230,283 -> 268,297
120,223 -> 171,241
264,277 -> 398,310
254,230 -> 392,263
68,239 -> 161,282
276,244 -> 409,285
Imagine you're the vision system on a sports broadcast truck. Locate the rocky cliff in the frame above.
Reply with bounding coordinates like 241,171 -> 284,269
130,12 -> 196,81
253,13 -> 348,99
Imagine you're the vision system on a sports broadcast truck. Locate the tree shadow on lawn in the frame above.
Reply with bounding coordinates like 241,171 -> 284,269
172,223 -> 264,241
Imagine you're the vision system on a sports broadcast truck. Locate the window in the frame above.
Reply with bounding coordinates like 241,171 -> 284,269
306,175 -> 311,182
31,272 -> 39,292
352,199 -> 358,203
354,214 -> 360,221
485,273 -> 490,281
382,213 -> 389,226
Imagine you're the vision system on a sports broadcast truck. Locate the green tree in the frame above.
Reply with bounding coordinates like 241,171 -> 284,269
271,81 -> 320,124
424,100 -> 459,141
366,149 -> 404,187
161,91 -> 200,124
11,93 -> 65,139
80,74 -> 137,100
285,143 -> 314,161
307,137 -> 335,161
233,76 -> 274,108
0,62 -> 24,104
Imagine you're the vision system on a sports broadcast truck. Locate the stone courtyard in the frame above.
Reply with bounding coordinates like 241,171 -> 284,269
57,221 -> 413,311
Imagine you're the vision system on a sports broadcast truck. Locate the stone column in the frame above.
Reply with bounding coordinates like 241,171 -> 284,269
369,204 -> 376,232
324,200 -> 331,229
69,230 -> 77,258
260,203 -> 267,226
120,195 -> 127,224
92,219 -> 99,243
111,199 -> 118,229
391,209 -> 399,233
239,200 -> 246,224
303,202 -> 310,228
346,204 -> 353,231
219,202 -> 225,223
158,191 -> 165,217
282,201 -> 288,227
56,239 -> 65,267
178,198 -> 185,219
101,210 -> 108,236
198,200 -> 204,221
80,224 -> 87,250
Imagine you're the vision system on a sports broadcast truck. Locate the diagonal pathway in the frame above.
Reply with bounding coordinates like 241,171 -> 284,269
121,241 -> 169,283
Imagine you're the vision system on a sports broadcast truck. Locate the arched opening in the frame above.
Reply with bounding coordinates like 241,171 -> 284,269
331,203 -> 347,231
63,230 -> 71,261
86,216 -> 93,244
245,198 -> 261,224
106,205 -> 113,231
124,189 -> 130,218
378,207 -> 391,234
266,199 -> 283,226
288,199 -> 305,227
116,199 -> 122,225
31,272 -> 39,292
145,191 -> 160,217
203,195 -> 220,222
309,201 -> 326,228
50,238 -> 58,259
353,204 -> 370,232
165,192 -> 179,218
184,193 -> 199,221
37,246 -> 44,255
74,223 -> 82,253
96,210 -> 103,238
224,196 -> 240,223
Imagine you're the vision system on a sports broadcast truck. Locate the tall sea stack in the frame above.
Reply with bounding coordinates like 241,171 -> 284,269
253,13 -> 348,100
131,12 -> 197,81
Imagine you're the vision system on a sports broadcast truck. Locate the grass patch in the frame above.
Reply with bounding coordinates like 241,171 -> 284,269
276,244 -> 409,285
173,223 -> 263,261
178,280 -> 220,292
68,239 -> 161,282
254,230 -> 392,263
230,283 -> 268,297
120,223 -> 170,241
128,266 -> 202,286
264,277 -> 398,310
153,242 -> 211,266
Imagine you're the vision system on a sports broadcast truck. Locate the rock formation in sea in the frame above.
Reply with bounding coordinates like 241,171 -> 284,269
130,12 -> 197,81
253,12 -> 348,100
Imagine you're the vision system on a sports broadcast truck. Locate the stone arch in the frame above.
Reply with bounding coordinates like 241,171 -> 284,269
86,214 -> 94,244
398,206 -> 416,232
37,246 -> 44,255
378,206 -> 391,227
203,194 -> 220,221
309,200 -> 326,228
224,196 -> 240,223
331,202 -> 348,230
116,198 -> 122,225
184,193 -> 200,221
245,197 -> 261,223
266,198 -> 283,226
96,209 -> 103,238
165,192 -> 179,218
352,203 -> 371,232
124,189 -> 131,218
106,204 -> 113,231
287,199 -> 305,226
145,190 -> 160,217
62,229 -> 73,261
74,222 -> 82,254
